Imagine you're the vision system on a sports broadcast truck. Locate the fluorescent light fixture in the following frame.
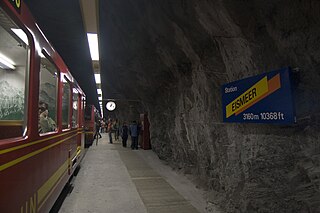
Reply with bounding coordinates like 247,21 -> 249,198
11,28 -> 28,45
87,33 -> 99,60
97,89 -> 102,94
0,53 -> 15,70
94,74 -> 101,84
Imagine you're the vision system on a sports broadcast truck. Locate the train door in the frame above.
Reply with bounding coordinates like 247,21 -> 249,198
84,105 -> 95,147
80,96 -> 86,157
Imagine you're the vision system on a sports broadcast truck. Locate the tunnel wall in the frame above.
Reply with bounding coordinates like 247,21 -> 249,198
101,1 -> 320,212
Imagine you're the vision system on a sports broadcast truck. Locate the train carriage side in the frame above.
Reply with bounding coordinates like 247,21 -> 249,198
0,1 -> 85,212
84,105 -> 99,148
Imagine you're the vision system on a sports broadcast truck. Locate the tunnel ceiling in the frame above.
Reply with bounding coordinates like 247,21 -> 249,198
23,0 -> 320,212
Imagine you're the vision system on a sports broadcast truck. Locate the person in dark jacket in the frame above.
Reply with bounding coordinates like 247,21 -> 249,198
94,116 -> 102,140
129,120 -> 139,150
121,122 -> 129,147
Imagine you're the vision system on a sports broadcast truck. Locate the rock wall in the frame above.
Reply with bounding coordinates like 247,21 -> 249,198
100,0 -> 320,212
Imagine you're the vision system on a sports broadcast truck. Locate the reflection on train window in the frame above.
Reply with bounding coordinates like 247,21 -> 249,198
62,80 -> 71,129
38,56 -> 58,134
72,89 -> 79,128
82,96 -> 86,120
0,7 -> 29,140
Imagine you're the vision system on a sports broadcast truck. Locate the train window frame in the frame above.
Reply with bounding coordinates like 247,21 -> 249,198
71,87 -> 79,129
81,95 -> 86,128
38,50 -> 59,135
0,6 -> 31,141
62,76 -> 71,131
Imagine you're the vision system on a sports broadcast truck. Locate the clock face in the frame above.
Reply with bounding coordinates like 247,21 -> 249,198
106,101 -> 116,111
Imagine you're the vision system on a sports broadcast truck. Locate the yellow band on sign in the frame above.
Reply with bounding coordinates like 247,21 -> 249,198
226,76 -> 268,118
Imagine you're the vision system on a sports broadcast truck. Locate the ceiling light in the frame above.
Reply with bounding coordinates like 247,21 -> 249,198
97,89 -> 102,94
98,96 -> 102,100
0,53 -> 15,70
94,74 -> 101,84
11,28 -> 29,45
87,33 -> 99,60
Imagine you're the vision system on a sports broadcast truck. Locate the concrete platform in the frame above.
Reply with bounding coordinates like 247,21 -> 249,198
57,133 -> 207,213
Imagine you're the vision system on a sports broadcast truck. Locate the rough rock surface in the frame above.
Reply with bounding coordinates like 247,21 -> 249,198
99,1 -> 320,212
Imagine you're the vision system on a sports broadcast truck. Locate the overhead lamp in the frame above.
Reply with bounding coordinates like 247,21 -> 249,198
94,74 -> 101,84
11,28 -> 29,45
87,33 -> 99,60
0,53 -> 15,70
97,89 -> 102,95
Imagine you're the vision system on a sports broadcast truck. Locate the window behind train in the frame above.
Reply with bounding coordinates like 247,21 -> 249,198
38,56 -> 58,134
62,79 -> 71,129
72,89 -> 79,128
0,7 -> 29,140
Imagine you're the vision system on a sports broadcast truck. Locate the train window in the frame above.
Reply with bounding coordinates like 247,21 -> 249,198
38,56 -> 58,134
72,89 -> 79,128
0,7 -> 29,140
62,79 -> 71,129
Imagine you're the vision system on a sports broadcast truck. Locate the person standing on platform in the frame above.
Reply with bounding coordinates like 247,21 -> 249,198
121,122 -> 129,147
107,118 -> 113,144
93,116 -> 102,140
114,119 -> 120,141
129,120 -> 138,150
100,119 -> 106,133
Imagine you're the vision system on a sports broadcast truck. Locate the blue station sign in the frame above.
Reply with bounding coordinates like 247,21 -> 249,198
222,67 -> 296,124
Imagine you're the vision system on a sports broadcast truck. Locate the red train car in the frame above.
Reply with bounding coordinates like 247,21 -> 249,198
84,104 -> 99,147
0,1 -> 86,212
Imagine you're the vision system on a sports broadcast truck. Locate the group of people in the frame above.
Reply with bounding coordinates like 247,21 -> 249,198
94,117 -> 141,150
94,118 -> 119,143
119,120 -> 140,149
38,101 -> 141,150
